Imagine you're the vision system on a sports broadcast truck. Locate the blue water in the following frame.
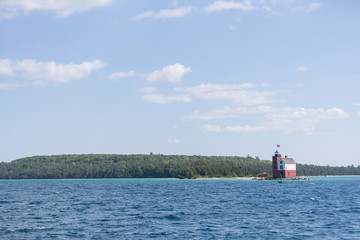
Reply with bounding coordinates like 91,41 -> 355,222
1,177 -> 360,239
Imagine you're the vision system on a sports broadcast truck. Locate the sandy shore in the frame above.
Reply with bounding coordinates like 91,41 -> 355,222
302,175 -> 360,177
195,177 -> 253,180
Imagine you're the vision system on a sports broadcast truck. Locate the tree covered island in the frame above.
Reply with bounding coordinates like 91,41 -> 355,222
0,154 -> 359,179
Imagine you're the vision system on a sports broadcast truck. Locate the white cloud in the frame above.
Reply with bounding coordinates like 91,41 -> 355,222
264,107 -> 348,133
143,83 -> 277,105
145,64 -> 192,83
199,106 -> 349,134
0,81 -> 32,89
201,124 -> 265,133
185,105 -> 273,120
292,3 -> 322,13
134,11 -> 155,20
177,83 -> 255,93
295,65 -> 309,71
167,138 -> 180,143
0,59 -> 105,88
142,83 -> 277,105
142,94 -> 192,104
0,0 -> 113,20
154,6 -> 192,19
204,0 -> 322,17
135,6 -> 192,20
175,83 -> 276,105
0,59 -> 13,75
358,111 -> 360,117
185,108 -> 238,120
108,63 -> 191,83
108,71 -> 137,80
139,87 -> 156,93
204,0 -> 254,12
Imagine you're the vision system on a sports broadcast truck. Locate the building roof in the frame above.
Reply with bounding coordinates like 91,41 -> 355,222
281,158 -> 296,164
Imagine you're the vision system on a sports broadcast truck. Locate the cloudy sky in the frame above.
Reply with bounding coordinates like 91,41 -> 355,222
0,0 -> 359,166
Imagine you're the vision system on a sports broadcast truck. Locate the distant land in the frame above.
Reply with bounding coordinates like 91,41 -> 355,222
0,154 -> 359,179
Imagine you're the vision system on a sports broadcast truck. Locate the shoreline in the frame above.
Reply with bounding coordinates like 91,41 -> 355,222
195,177 -> 253,180
301,175 -> 360,177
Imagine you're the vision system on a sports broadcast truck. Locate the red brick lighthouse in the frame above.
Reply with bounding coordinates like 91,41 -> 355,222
272,150 -> 296,178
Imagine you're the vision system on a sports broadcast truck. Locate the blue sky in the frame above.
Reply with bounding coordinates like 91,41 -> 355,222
0,0 -> 359,166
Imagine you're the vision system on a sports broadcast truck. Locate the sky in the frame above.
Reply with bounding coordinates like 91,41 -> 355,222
0,0 -> 359,166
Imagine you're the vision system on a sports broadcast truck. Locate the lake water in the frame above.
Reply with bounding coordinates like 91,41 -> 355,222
0,177 -> 359,239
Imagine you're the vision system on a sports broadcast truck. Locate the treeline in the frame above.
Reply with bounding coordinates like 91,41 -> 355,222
0,154 -> 271,179
0,154 -> 359,179
297,164 -> 360,176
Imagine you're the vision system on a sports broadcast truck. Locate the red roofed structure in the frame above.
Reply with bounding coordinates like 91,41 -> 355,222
272,150 -> 296,178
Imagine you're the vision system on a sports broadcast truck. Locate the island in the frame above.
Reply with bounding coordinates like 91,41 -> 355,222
0,154 -> 359,179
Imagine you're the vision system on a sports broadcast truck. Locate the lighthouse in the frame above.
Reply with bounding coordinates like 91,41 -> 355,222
272,150 -> 296,178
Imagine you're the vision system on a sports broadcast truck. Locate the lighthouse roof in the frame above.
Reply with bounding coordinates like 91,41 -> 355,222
281,158 -> 296,164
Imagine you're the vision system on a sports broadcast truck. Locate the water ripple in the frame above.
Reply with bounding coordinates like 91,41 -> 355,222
0,178 -> 359,239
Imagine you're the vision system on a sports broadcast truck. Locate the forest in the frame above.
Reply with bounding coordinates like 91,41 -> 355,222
0,154 -> 359,179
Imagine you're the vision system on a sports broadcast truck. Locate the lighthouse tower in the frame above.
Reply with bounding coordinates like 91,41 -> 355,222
272,150 -> 297,178
272,150 -> 282,178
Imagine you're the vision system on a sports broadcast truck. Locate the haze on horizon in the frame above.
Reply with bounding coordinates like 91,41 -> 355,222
0,0 -> 359,167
